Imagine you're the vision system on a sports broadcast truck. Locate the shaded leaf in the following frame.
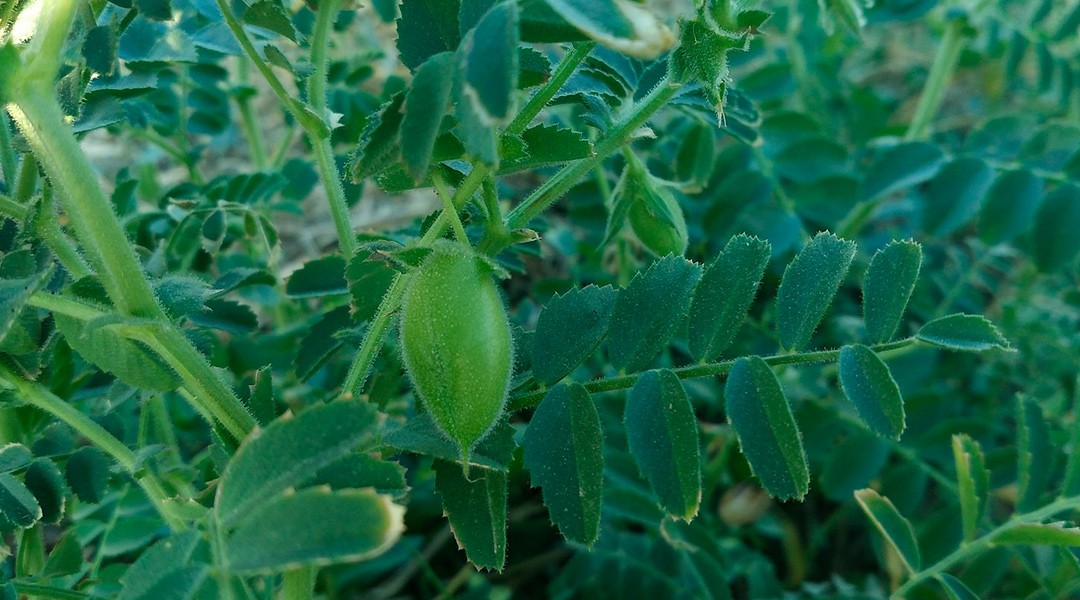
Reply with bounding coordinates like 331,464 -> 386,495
725,357 -> 808,500
461,1 -> 519,124
285,254 -> 348,298
545,0 -> 675,59
120,531 -> 203,600
625,370 -> 701,520
1031,183 -> 1080,272
65,446 -> 110,504
434,460 -> 507,570
952,434 -> 988,543
687,234 -> 771,361
861,142 -> 945,200
402,52 -> 456,182
0,472 -> 41,530
862,240 -> 921,344
532,285 -> 617,386
854,488 -> 921,572
838,344 -> 905,440
978,169 -> 1042,245
0,444 -> 32,473
776,232 -> 856,351
1017,397 -> 1053,512
383,413 -> 516,472
23,459 -> 66,524
937,573 -> 980,600
921,158 -> 994,237
523,383 -> 604,545
397,0 -> 462,71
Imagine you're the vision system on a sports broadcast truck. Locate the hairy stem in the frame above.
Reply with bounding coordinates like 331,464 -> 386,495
234,59 -> 269,171
0,191 -> 27,220
281,566 -> 317,600
37,187 -> 92,278
508,337 -> 918,410
0,113 -> 16,186
505,42 -> 595,136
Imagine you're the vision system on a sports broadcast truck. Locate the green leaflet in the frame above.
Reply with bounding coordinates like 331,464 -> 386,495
396,0 -> 462,71
65,446 -> 110,504
687,234 -> 771,361
304,453 -> 409,497
724,357 -> 808,500
861,142 -> 945,200
434,460 -> 508,570
915,314 -> 1011,352
23,459 -> 66,524
0,268 -> 51,348
0,472 -> 41,531
461,1 -> 519,125
1031,183 -> 1080,272
606,255 -> 702,373
1017,397 -> 1053,512
545,0 -> 675,59
284,254 -> 348,298
995,522 -> 1080,547
854,488 -> 921,572
119,532 -> 203,600
383,413 -> 517,472
523,383 -> 604,545
215,400 -> 379,529
401,52 -> 455,182
625,370 -> 701,520
819,430 -> 889,501
921,158 -> 993,238
937,574 -> 980,600
532,285 -> 617,386
978,169 -> 1043,245
838,344 -> 905,440
862,240 -> 921,344
224,488 -> 403,574
776,232 -> 856,351
952,434 -> 988,542
0,444 -> 32,473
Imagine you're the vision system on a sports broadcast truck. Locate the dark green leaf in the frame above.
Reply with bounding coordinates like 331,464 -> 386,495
397,0 -> 462,71
135,0 -> 171,20
224,488 -> 403,574
838,344 -> 905,439
434,460 -> 507,570
188,299 -> 258,333
345,252 -> 397,323
0,472 -> 41,530
687,234 -> 771,361
607,255 -> 702,373
862,240 -> 921,344
937,574 -> 980,600
625,370 -> 701,520
725,357 -> 808,500
1017,397 -> 1053,512
83,25 -> 119,75
0,444 -> 32,472
305,453 -> 408,496
119,531 -> 203,600
861,142 -> 945,200
978,169 -> 1042,245
915,314 -> 1010,352
854,488 -> 921,572
41,532 -> 83,578
295,306 -> 353,381
216,400 -> 379,529
23,459 -> 66,524
523,383 -> 604,545
545,0 -> 675,58
820,430 -> 889,501
921,158 -> 994,237
776,232 -> 856,351
1032,183 -> 1080,272
285,254 -> 348,298
773,137 -> 848,183
401,52 -> 455,182
247,367 -> 277,427
352,93 -> 405,181
532,285 -> 616,386
243,1 -> 301,43
383,413 -> 516,472
499,124 -> 594,174
461,1 -> 519,125
65,446 -> 110,504
0,269 -> 51,348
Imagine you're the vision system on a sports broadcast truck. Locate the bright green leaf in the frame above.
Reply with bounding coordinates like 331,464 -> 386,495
838,344 -> 905,440
224,488 -> 404,574
523,383 -> 604,545
725,357 -> 809,500
952,434 -> 988,543
915,314 -> 1011,352
688,234 -> 771,361
777,232 -> 856,351
854,488 -> 921,572
862,240 -> 921,344
216,400 -> 379,529
995,522 -> 1080,547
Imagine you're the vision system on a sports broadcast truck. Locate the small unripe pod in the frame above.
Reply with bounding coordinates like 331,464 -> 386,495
628,182 -> 688,257
399,243 -> 513,459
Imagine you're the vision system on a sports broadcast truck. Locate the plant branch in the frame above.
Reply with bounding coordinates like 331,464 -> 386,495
905,16 -> 968,141
505,42 -> 595,136
508,337 -> 918,411
0,113 -> 17,186
892,493 -> 1080,598
0,191 -> 27,220
38,186 -> 92,278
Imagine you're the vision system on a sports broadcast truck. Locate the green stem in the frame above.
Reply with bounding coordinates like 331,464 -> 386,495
505,42 -> 595,136
505,78 -> 680,230
13,150 -> 39,202
11,583 -> 99,600
280,566 -> 317,600
0,113 -> 16,186
508,337 -> 917,411
270,123 -> 297,169
905,16 -> 968,141
38,187 -> 92,278
130,128 -> 204,186
432,171 -> 468,244
235,60 -> 269,171
215,0 -> 355,257
892,494 -> 1080,598
0,191 -> 27,220
0,364 -> 184,530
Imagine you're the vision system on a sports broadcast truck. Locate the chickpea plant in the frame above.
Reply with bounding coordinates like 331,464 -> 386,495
1,0 -> 1080,598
